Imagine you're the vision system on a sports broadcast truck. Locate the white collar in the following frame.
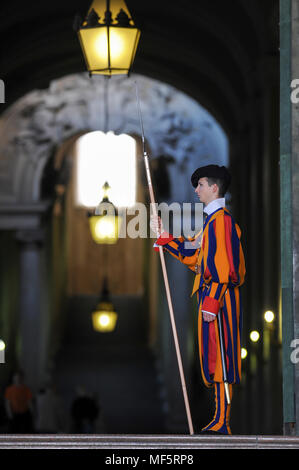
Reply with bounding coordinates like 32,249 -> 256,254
204,198 -> 226,216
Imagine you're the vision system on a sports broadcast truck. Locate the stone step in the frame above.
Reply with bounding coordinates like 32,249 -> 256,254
0,434 -> 298,449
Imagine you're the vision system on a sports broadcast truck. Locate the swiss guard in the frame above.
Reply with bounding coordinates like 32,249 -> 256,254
151,164 -> 246,435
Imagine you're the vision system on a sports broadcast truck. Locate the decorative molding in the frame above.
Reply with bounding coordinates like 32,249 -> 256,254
0,201 -> 52,230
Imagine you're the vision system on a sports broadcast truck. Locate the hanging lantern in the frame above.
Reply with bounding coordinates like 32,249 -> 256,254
88,181 -> 121,244
92,278 -> 118,332
92,302 -> 118,332
74,0 -> 141,76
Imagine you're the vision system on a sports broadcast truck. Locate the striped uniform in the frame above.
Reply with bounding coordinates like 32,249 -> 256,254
155,207 -> 246,434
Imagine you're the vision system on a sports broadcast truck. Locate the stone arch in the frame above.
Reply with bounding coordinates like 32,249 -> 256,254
0,73 -> 228,206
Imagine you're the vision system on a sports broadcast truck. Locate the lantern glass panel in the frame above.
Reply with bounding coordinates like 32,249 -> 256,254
79,27 -> 108,72
108,27 -> 140,71
79,26 -> 140,74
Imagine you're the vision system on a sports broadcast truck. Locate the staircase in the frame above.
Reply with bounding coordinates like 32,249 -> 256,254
53,295 -> 166,434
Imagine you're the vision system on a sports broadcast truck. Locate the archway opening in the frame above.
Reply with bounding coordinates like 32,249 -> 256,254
75,131 -> 137,209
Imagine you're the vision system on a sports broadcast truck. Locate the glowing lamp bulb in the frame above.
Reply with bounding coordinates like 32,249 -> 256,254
99,313 -> 109,327
95,30 -> 124,59
264,310 -> 275,323
250,330 -> 260,342
241,348 -> 248,359
94,218 -> 116,238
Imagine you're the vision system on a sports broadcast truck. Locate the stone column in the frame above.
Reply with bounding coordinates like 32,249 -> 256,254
260,54 -> 281,434
15,229 -> 48,392
230,130 -> 252,434
280,0 -> 298,435
291,0 -> 299,436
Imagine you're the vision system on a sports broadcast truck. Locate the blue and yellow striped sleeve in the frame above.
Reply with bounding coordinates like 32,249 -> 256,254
154,231 -> 199,270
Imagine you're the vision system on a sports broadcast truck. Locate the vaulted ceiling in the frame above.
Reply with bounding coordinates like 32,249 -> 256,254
1,0 -> 278,136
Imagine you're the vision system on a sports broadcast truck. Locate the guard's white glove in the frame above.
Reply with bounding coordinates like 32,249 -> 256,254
202,311 -> 217,322
150,215 -> 163,235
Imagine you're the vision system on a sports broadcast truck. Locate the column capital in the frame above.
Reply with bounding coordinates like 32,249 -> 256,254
0,200 -> 52,231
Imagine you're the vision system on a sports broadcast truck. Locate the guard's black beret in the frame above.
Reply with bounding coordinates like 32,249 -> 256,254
191,164 -> 231,191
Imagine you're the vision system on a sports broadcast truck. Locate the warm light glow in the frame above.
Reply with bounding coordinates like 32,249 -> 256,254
97,313 -> 110,327
92,308 -> 118,332
76,131 -> 136,208
95,217 -> 116,238
264,310 -> 275,323
78,26 -> 140,75
0,340 -> 5,351
88,214 -> 120,244
250,330 -> 260,342
95,29 -> 124,60
241,348 -> 247,359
